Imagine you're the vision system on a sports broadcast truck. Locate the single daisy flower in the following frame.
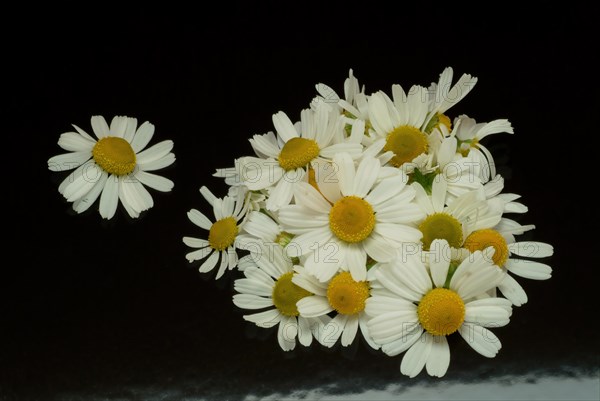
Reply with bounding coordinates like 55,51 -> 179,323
366,240 -> 510,378
367,85 -> 434,169
183,186 -> 248,279
238,101 -> 364,211
232,242 -> 323,351
463,222 -> 553,306
293,267 -> 379,349
278,153 -> 424,283
413,179 -> 504,251
47,115 -> 175,219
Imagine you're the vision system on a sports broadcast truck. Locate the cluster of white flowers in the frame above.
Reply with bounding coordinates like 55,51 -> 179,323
46,68 -> 553,378
182,68 -> 554,378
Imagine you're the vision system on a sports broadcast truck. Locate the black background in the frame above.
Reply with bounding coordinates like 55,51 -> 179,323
3,5 -> 597,400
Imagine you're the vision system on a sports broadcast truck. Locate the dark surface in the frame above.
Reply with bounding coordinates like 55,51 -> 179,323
3,5 -> 597,400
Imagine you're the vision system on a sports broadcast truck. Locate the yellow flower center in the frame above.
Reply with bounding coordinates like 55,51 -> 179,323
278,137 -> 320,171
272,272 -> 312,317
92,136 -> 136,176
208,216 -> 238,251
329,196 -> 375,243
463,229 -> 509,266
384,125 -> 428,167
417,288 -> 465,336
419,212 -> 463,250
326,272 -> 370,315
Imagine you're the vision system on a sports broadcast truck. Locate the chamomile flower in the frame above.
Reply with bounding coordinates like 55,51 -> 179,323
454,115 -> 514,183
278,153 -> 424,283
366,240 -> 510,378
183,186 -> 248,279
413,180 -> 504,251
232,242 -> 323,351
293,268 -> 379,349
47,115 -> 175,219
238,102 -> 363,211
463,222 -> 553,306
367,85 -> 434,168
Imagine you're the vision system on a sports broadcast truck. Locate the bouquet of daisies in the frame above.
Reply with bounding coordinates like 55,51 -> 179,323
183,68 -> 553,378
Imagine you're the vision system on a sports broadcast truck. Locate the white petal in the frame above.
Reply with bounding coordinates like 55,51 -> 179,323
286,227 -> 333,257
131,121 -> 155,153
320,143 -> 363,159
292,272 -> 328,296
48,151 -> 91,171
277,316 -> 297,351
505,259 -> 552,280
380,325 -> 423,356
400,332 -> 432,378
187,209 -> 213,230
341,315 -> 359,347
429,240 -> 451,288
73,171 -> 108,213
109,115 -> 128,138
242,309 -> 281,328
136,140 -> 174,165
182,237 -> 209,248
363,233 -> 396,262
232,293 -> 272,309
364,175 -> 407,206
425,335 -> 450,377
498,274 -> 528,306
358,314 -> 380,350
297,296 -> 333,317
345,243 -> 367,282
464,301 -> 511,327
353,157 -> 380,198
508,242 -> 554,258
137,153 -> 175,171
99,175 -> 119,219
134,170 -> 173,192
293,182 -> 331,213
214,250 -> 230,279
431,175 -> 448,213
123,118 -> 137,142
297,316 -> 313,347
91,115 -> 109,139
459,323 -> 501,358
185,247 -> 211,262
72,124 -> 96,142
234,278 -> 273,297
57,132 -> 95,152
272,111 -> 298,143
368,311 -> 420,344
333,152 -> 356,197
199,251 -> 220,273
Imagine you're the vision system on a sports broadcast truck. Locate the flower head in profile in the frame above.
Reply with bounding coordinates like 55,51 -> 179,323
48,116 -> 175,219
367,240 -> 511,378
183,187 -> 248,279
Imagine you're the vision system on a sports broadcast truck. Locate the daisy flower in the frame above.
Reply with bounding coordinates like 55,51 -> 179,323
453,115 -> 514,183
293,267 -> 379,349
413,179 -> 504,251
183,186 -> 248,279
47,115 -> 175,219
232,242 -> 323,351
366,240 -> 510,378
367,84 -> 434,169
238,101 -> 363,211
278,153 -> 424,283
463,221 -> 553,306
